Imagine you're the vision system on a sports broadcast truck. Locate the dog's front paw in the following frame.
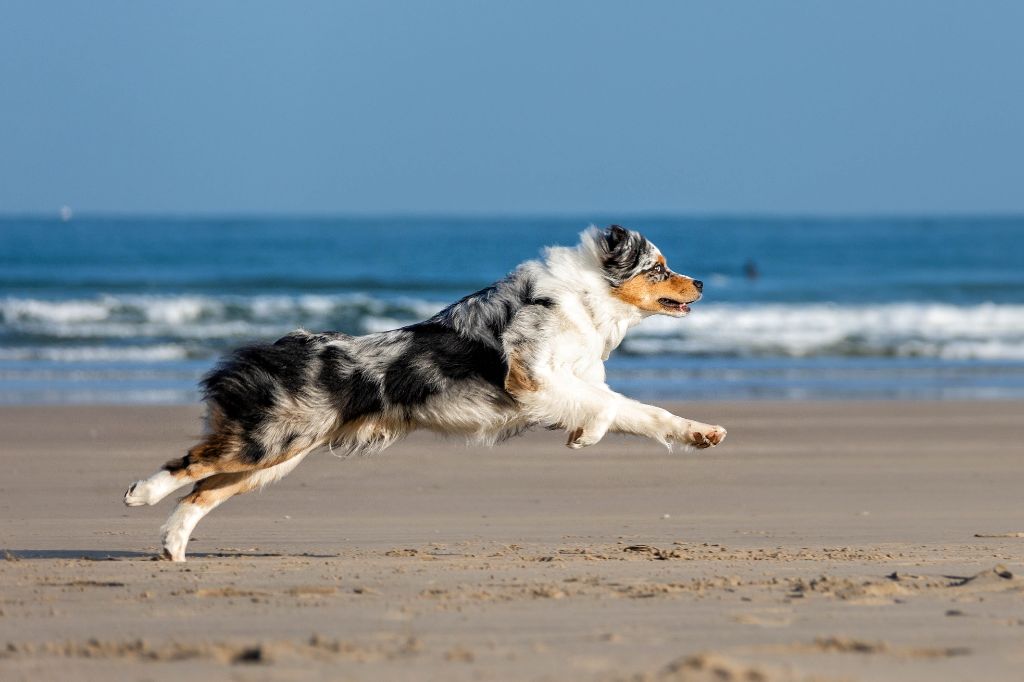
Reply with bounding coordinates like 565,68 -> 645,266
566,427 -> 598,449
688,424 -> 727,449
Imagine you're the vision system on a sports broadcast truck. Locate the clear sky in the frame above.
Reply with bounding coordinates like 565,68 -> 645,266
2,1 -> 1022,215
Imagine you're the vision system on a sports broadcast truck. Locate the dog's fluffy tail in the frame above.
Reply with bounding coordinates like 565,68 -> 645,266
194,331 -> 338,468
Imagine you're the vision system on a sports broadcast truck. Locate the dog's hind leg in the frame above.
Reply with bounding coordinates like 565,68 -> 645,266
124,439 -> 230,507
123,467 -> 192,507
160,450 -> 310,562
125,429 -> 278,507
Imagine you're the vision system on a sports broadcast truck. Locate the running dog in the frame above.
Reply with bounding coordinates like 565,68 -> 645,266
124,225 -> 727,561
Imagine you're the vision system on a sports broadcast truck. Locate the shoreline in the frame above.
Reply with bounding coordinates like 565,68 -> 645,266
8,352 -> 1024,405
1,401 -> 1022,680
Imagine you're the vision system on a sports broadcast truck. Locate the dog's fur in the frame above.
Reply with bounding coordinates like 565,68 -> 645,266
124,225 -> 727,561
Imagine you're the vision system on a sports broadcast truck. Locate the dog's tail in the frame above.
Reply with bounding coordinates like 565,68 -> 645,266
169,332 -> 338,473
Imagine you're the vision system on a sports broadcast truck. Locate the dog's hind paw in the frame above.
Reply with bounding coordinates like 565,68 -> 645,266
124,477 -> 170,506
161,521 -> 192,562
123,470 -> 183,507
161,545 -> 186,562
123,481 -> 152,506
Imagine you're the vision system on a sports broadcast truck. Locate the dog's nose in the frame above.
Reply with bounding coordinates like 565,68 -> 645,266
693,279 -> 703,292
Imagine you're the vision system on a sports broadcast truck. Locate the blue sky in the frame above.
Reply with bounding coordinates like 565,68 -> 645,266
2,1 -> 1022,215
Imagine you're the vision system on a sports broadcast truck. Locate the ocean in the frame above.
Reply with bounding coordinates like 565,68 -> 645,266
1,216 -> 1022,403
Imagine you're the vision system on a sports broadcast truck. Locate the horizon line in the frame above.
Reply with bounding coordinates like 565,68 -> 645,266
2,209 -> 1024,222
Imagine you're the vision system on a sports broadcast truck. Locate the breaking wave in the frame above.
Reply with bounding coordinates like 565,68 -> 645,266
0,294 -> 443,343
2,295 -> 1023,362
627,302 -> 1024,361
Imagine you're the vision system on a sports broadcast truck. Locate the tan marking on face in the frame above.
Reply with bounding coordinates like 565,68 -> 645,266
504,352 -> 538,395
611,272 -> 702,314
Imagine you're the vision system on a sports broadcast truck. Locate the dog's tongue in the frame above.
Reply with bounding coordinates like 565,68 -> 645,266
659,298 -> 691,313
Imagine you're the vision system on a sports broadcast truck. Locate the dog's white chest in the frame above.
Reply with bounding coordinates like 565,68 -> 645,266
602,319 -> 631,360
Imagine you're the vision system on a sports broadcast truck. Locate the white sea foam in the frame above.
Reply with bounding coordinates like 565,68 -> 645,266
361,316 -> 412,334
0,344 -> 189,362
1,298 -> 114,323
627,302 -> 1024,359
2,295 -> 1023,361
0,294 -> 445,339
139,296 -> 212,325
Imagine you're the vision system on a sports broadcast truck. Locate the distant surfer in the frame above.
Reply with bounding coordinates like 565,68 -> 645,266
743,258 -> 759,281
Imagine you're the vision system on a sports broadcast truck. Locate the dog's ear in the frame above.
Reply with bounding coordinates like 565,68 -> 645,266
581,224 -> 650,286
603,225 -> 630,255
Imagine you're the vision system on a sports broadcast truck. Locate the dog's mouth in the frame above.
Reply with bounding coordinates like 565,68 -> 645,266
658,297 -> 693,314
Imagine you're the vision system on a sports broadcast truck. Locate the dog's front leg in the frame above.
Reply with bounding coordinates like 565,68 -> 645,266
515,374 -> 726,451
565,401 -> 618,449
611,399 -> 727,450
514,376 -> 621,449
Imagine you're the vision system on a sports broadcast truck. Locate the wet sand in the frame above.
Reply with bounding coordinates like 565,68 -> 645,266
1,402 -> 1022,681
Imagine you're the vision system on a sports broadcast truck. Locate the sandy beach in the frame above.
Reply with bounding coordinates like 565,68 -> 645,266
1,401 -> 1022,681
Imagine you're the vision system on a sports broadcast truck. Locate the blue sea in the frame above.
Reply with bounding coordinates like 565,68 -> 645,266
1,216 -> 1022,403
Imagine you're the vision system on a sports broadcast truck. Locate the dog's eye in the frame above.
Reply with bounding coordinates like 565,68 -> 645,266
651,264 -> 665,275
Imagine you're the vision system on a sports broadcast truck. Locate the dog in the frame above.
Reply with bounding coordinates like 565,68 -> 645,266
123,225 -> 727,561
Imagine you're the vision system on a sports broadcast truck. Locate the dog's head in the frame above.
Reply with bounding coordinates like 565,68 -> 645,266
584,224 -> 703,317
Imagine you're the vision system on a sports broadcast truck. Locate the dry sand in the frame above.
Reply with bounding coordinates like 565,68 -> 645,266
1,401 -> 1022,681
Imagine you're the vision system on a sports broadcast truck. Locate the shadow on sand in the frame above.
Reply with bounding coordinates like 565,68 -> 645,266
1,549 -> 339,560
